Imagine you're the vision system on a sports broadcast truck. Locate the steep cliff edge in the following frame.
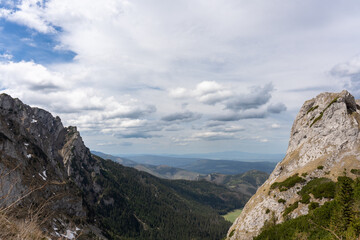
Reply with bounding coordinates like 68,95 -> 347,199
227,90 -> 360,239
0,93 -> 103,238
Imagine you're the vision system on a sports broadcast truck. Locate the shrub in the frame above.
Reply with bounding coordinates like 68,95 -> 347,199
317,166 -> 324,170
278,198 -> 286,204
270,174 -> 305,191
300,194 -> 310,204
229,229 -> 235,237
308,202 -> 319,210
351,169 -> 360,175
283,201 -> 299,217
299,177 -> 335,199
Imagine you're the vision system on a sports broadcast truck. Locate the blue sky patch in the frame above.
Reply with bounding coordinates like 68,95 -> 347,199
0,19 -> 76,64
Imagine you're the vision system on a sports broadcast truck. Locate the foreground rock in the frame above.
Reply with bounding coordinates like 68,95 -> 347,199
227,90 -> 360,239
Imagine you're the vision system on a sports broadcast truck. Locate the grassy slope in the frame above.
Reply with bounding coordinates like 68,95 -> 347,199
222,209 -> 242,223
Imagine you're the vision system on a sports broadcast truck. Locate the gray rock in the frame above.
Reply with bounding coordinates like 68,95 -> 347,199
227,90 -> 360,239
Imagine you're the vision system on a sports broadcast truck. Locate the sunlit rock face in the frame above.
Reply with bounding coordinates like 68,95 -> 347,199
227,90 -> 360,240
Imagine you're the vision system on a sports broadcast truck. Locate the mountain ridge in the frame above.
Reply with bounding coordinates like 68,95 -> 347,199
227,90 -> 360,239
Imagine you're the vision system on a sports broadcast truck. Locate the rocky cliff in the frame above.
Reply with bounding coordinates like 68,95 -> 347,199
0,93 -> 105,238
227,90 -> 360,239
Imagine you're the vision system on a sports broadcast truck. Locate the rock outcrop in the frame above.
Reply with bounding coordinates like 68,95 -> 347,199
227,90 -> 360,239
0,93 -> 103,238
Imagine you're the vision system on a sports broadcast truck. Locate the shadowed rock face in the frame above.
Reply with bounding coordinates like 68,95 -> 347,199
227,90 -> 360,240
0,93 -> 103,237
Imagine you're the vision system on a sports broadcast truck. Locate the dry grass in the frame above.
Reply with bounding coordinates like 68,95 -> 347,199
0,213 -> 46,240
0,166 -> 48,240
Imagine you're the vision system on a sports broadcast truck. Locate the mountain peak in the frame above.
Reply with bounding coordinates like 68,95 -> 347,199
227,90 -> 360,240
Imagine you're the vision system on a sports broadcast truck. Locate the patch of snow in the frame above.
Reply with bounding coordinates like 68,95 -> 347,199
61,230 -> 76,239
24,143 -> 29,146
31,119 -> 37,123
42,170 -> 47,178
26,154 -> 31,158
75,227 -> 81,231
38,172 -> 46,181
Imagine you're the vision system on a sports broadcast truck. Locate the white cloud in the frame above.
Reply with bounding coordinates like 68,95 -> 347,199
1,0 -> 359,154
1,0 -> 55,33
192,131 -> 236,141
0,53 -> 13,60
169,87 -> 188,99
271,123 -> 280,129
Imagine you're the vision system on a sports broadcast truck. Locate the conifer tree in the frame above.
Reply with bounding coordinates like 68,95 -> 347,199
337,176 -> 354,234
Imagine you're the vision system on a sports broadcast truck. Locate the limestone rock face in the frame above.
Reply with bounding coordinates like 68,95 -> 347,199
227,90 -> 360,240
0,93 -> 103,238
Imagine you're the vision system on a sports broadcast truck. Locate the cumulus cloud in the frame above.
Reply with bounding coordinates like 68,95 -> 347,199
161,111 -> 201,122
331,55 -> 360,96
169,81 -> 232,104
0,61 -> 157,140
331,55 -> 360,78
0,61 -> 67,92
267,103 -> 287,114
194,81 -> 233,105
169,82 -> 275,115
0,0 -> 55,33
2,0 -> 354,153
225,83 -> 273,111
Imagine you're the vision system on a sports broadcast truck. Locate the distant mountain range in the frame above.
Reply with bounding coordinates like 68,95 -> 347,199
120,151 -> 284,162
93,151 -> 271,199
92,151 -> 277,177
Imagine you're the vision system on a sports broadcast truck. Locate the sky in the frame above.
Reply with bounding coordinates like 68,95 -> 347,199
0,0 -> 359,155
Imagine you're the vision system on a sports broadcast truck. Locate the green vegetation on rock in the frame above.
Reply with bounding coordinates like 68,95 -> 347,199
255,176 -> 360,240
298,177 -> 335,200
307,105 -> 319,114
283,201 -> 299,217
310,96 -> 338,127
270,174 -> 305,191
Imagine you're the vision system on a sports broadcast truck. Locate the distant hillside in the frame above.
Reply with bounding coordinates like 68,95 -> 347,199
92,151 -> 138,167
182,159 -> 276,175
167,151 -> 284,162
93,151 -> 202,180
119,154 -> 277,174
95,151 -> 270,201
200,170 -> 270,196
118,154 -> 198,167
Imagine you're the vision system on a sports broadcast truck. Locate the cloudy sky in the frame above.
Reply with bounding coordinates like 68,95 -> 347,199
0,0 -> 359,155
